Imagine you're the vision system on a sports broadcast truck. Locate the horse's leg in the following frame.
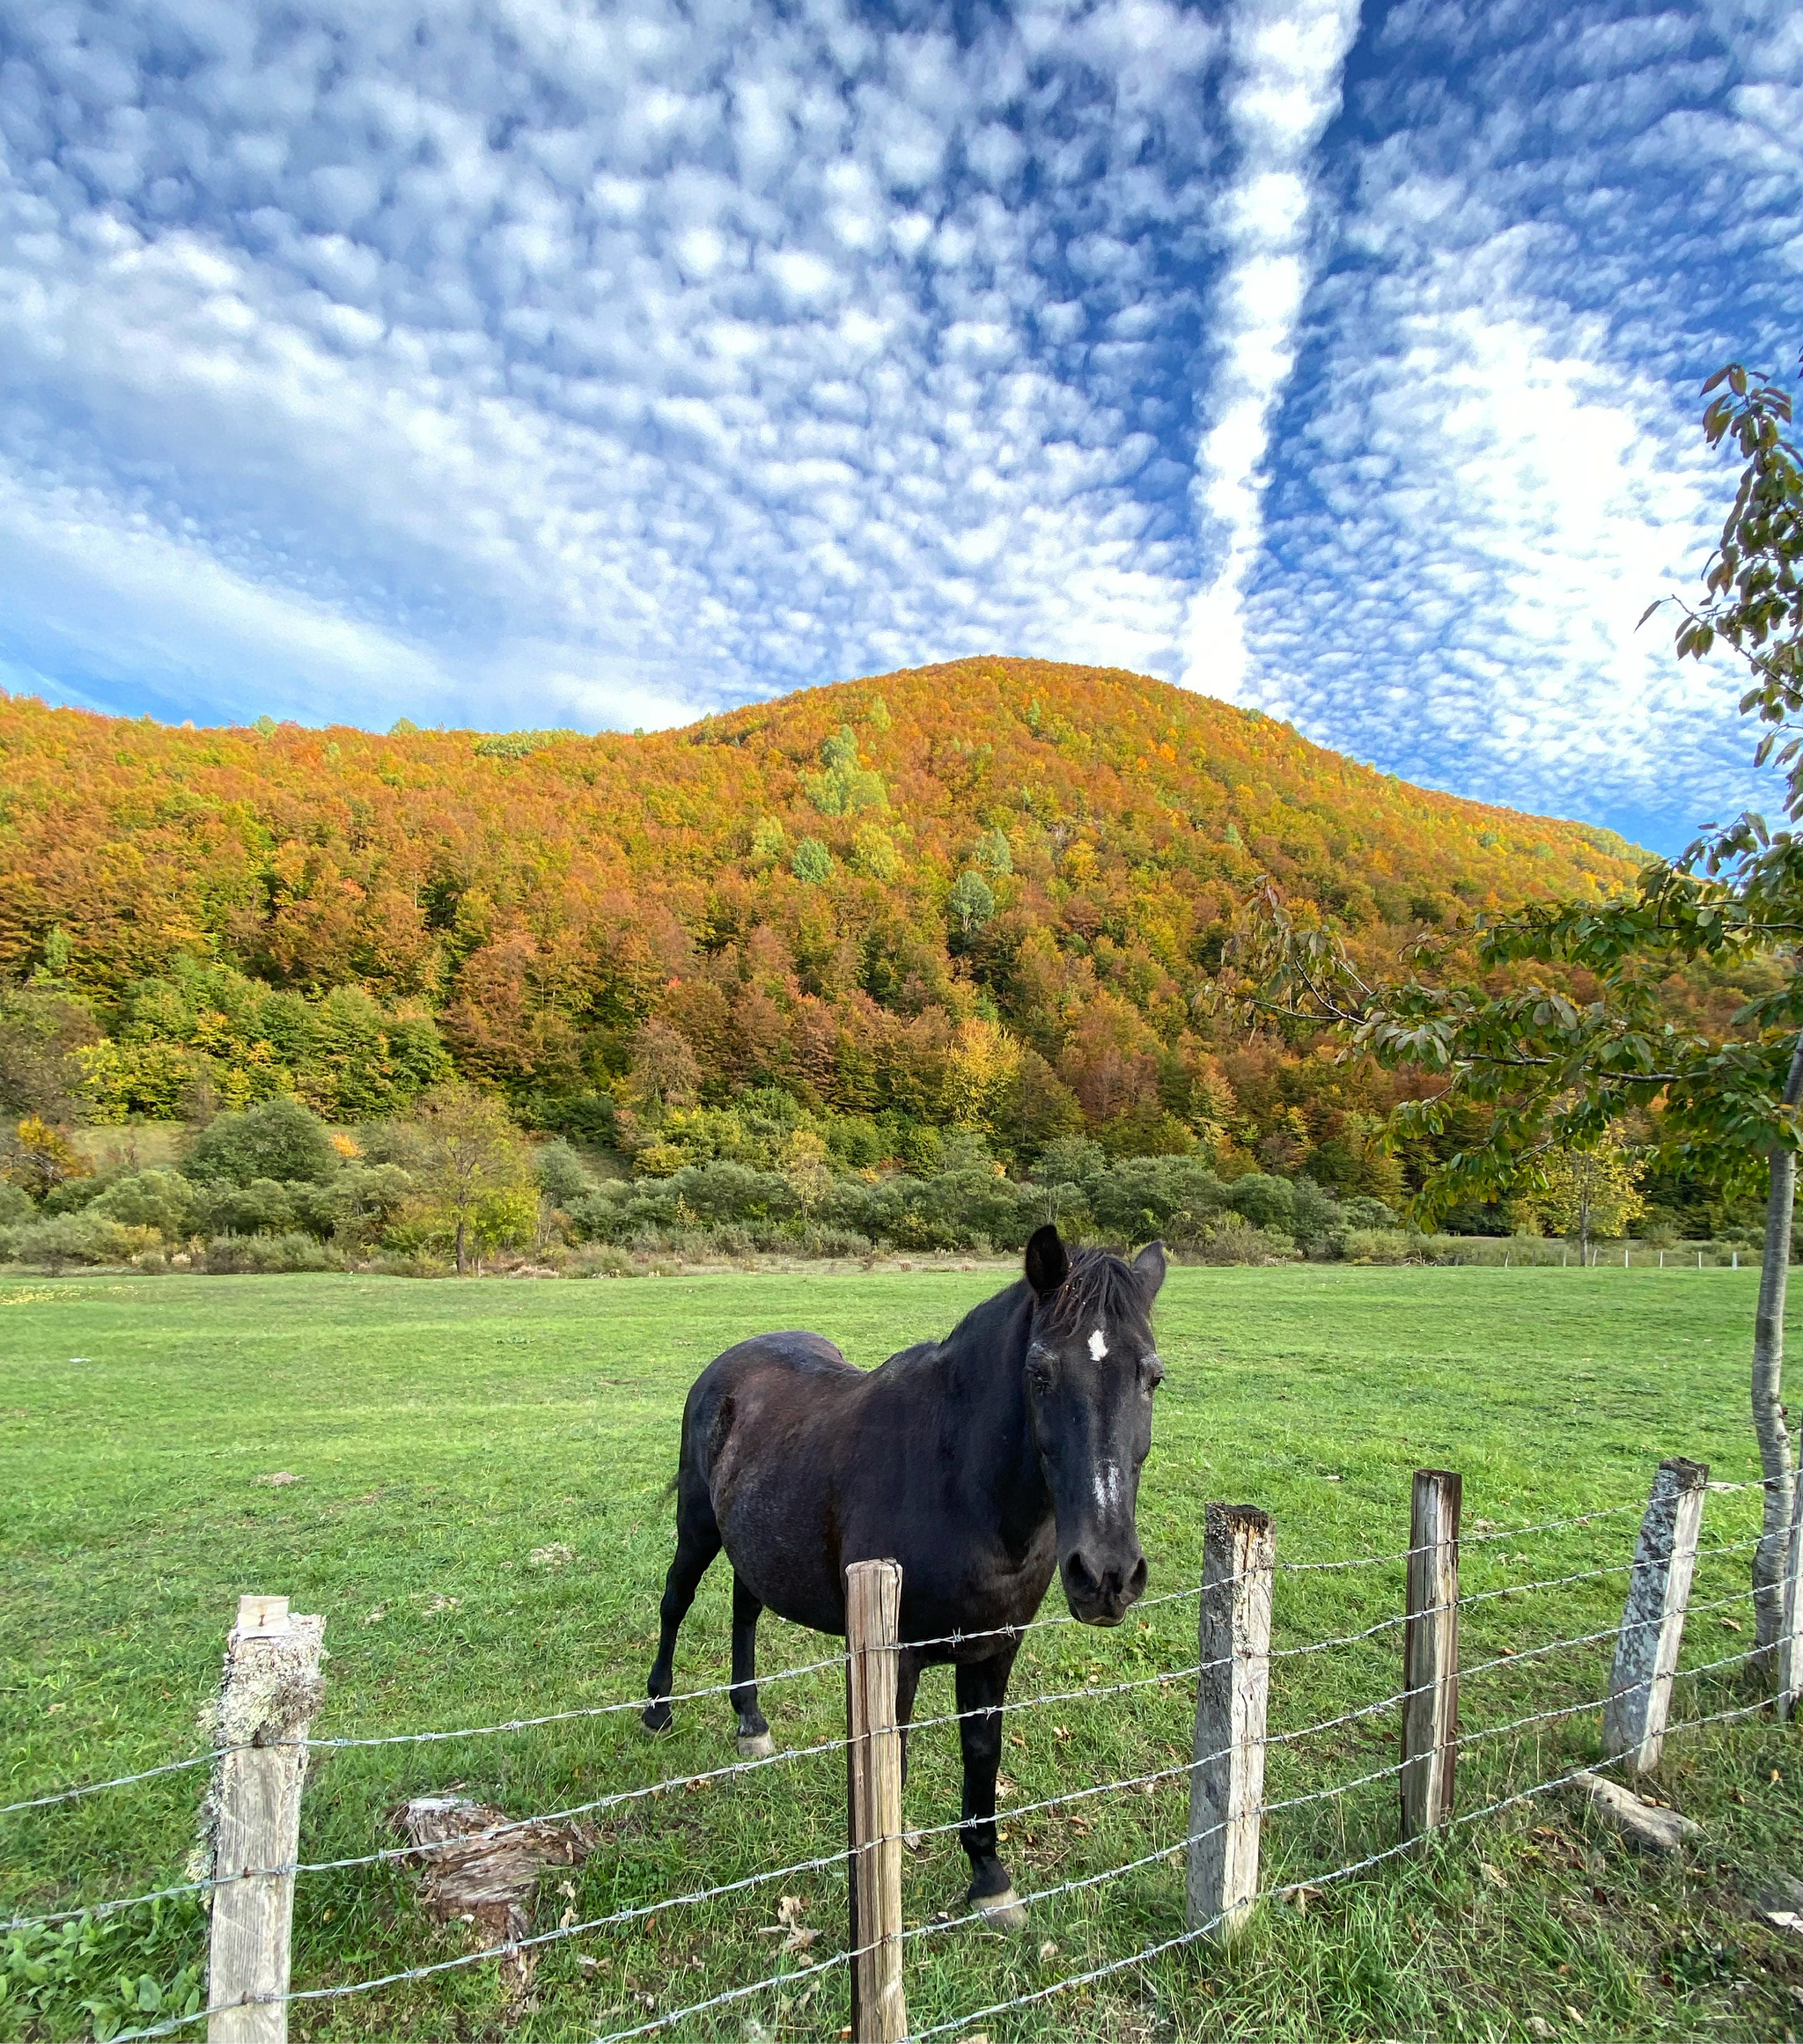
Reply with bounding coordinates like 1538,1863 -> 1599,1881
642,1475 -> 721,1734
731,1572 -> 774,1759
954,1649 -> 1026,1929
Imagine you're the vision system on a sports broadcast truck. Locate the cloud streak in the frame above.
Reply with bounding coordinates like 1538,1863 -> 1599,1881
1181,0 -> 1360,702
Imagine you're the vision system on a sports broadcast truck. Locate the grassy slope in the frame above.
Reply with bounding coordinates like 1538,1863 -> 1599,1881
4,1268 -> 1800,2041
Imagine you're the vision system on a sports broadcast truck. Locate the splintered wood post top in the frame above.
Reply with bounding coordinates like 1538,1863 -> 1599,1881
1188,1503 -> 1276,1938
207,1596 -> 325,2044
1605,1456 -> 1709,1771
845,1561 -> 905,2044
1401,1468 -> 1461,1842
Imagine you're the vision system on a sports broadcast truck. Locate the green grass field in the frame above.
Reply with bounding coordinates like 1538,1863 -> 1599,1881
4,1265 -> 1801,2043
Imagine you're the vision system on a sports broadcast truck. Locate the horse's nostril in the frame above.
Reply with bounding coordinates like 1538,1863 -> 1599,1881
1126,1555 -> 1148,1599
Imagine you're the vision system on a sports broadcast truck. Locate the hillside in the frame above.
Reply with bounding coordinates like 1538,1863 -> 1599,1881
0,658 -> 1640,1188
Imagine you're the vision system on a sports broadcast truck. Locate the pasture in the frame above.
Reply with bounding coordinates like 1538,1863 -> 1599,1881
4,1265 -> 1801,2042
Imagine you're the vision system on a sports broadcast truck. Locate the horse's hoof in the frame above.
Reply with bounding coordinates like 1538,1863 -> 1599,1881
736,1731 -> 776,1760
975,1887 -> 1027,1930
642,1702 -> 673,1735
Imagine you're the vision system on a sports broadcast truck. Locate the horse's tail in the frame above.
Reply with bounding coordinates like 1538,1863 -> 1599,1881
661,1399 -> 695,1500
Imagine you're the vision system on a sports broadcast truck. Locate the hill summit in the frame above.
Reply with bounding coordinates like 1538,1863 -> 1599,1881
0,658 -> 1637,1182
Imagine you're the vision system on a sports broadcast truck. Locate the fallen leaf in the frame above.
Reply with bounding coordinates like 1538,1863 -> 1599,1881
1037,1941 -> 1058,1962
777,1895 -> 806,1927
1480,1863 -> 1507,1889
529,1542 -> 575,1569
784,1927 -> 821,1953
254,1472 -> 300,1486
1718,1616 -> 1743,1632
1292,1885 -> 1321,1915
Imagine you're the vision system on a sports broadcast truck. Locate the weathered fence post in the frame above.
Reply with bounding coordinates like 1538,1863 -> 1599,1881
1603,1457 -> 1708,1771
1775,1434 -> 1803,1722
1187,1504 -> 1275,1938
205,1595 -> 325,2044
845,1561 -> 905,2044
1400,1469 -> 1461,1841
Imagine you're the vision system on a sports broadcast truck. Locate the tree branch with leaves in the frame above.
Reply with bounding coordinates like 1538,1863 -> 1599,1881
1215,346 -> 1803,1673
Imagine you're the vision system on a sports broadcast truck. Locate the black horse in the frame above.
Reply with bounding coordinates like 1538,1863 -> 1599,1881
642,1224 -> 1166,1923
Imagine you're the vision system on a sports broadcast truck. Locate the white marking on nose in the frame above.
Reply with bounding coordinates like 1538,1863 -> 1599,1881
1088,1327 -> 1108,1361
1092,1460 -> 1123,1516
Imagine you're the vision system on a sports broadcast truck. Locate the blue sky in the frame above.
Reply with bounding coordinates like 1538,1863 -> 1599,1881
1,0 -> 1798,854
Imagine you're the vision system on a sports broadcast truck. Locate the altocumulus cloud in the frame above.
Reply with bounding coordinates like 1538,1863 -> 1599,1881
0,0 -> 1798,845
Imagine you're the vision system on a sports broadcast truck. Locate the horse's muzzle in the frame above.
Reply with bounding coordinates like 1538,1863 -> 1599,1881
1061,1546 -> 1149,1626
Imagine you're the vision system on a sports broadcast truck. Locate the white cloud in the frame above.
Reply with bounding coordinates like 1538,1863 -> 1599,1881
0,0 -> 1798,850
1181,0 -> 1362,703
1231,0 -> 1803,835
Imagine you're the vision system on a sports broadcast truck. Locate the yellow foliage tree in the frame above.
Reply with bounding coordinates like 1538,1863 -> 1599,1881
1533,1135 -> 1646,1260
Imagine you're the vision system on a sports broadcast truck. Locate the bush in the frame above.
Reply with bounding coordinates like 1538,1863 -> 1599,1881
1189,1217 -> 1297,1265
90,1168 -> 201,1239
0,1210 -> 158,1270
200,1232 -> 344,1274
1334,1228 -> 1412,1264
185,1097 -> 338,1187
567,1244 -> 637,1276
0,1180 -> 33,1227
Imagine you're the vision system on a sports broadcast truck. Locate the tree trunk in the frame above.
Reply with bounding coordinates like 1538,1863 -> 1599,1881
1752,1036 -> 1803,1675
455,1217 -> 468,1276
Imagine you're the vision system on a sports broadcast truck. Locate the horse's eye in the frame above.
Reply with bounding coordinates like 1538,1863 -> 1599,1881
1144,1357 -> 1166,1390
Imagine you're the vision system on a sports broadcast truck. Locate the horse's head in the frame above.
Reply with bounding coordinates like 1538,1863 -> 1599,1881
1021,1224 -> 1166,1626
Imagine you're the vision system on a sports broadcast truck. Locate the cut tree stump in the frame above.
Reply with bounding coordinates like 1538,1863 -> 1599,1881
396,1796 -> 599,1943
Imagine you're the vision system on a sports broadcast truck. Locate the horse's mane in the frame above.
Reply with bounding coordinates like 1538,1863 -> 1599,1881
1038,1247 -> 1151,1336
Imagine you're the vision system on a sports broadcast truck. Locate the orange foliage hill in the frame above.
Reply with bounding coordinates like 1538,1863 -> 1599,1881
0,657 -> 1638,1158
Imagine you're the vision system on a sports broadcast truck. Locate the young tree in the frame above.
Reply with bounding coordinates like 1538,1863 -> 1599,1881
412,1079 -> 534,1275
1218,349 -> 1803,1671
1535,1136 -> 1646,1260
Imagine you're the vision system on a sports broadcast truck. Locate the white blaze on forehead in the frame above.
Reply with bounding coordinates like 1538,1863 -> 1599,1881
1088,1327 -> 1109,1362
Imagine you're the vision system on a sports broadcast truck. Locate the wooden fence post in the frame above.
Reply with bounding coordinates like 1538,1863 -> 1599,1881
1772,1437 -> 1802,1722
1187,1504 -> 1275,1938
845,1561 -> 905,2044
1603,1457 -> 1708,1771
1400,1469 -> 1461,1841
206,1595 -> 325,2044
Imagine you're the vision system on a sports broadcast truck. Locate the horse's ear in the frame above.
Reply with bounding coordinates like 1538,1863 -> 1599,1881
1025,1224 -> 1069,1299
1133,1239 -> 1167,1302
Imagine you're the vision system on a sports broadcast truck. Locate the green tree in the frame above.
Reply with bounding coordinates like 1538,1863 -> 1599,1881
791,837 -> 834,886
947,871 -> 996,936
185,1096 -> 338,1187
412,1079 -> 534,1275
1219,348 -> 1803,1670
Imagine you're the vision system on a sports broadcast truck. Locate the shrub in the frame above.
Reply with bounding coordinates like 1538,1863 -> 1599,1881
185,1097 -> 338,1187
196,1177 -> 298,1238
1190,1217 -> 1297,1265
1334,1228 -> 1412,1264
201,1232 -> 343,1274
566,1244 -> 637,1276
0,1180 -> 33,1227
91,1168 -> 201,1239
1225,1173 -> 1295,1234
0,1210 -> 157,1270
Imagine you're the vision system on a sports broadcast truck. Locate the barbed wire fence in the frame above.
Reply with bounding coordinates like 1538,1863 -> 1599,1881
4,1461 -> 1799,2044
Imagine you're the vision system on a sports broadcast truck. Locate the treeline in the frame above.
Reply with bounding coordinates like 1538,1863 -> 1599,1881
0,660 -> 1645,1199
0,1089 -> 1408,1273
